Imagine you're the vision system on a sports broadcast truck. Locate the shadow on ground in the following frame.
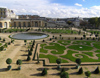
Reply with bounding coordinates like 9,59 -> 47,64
0,68 -> 8,72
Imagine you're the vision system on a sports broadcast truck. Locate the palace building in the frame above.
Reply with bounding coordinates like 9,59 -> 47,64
0,7 -> 47,28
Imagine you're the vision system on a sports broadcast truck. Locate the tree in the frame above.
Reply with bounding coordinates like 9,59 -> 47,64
41,68 -> 47,76
6,58 -> 12,70
24,40 -> 27,45
85,71 -> 91,78
83,34 -> 86,39
0,37 -> 1,40
67,21 -> 72,25
94,67 -> 99,74
78,67 -> 83,74
60,72 -> 69,78
95,34 -> 98,39
28,51 -> 32,56
75,58 -> 81,68
16,59 -> 22,70
3,38 -> 5,42
56,59 -> 61,69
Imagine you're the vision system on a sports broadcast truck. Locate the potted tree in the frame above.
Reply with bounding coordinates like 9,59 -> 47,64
75,58 -> 81,69
56,59 -> 61,70
24,40 -> 27,45
6,58 -> 12,70
16,59 -> 22,70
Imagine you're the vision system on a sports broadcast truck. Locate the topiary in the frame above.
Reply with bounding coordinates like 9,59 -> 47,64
60,72 -> 69,78
16,59 -> 22,65
78,67 -> 83,74
94,67 -> 99,74
41,68 -> 47,76
6,58 -> 12,65
28,51 -> 32,56
85,71 -> 91,78
43,40 -> 45,42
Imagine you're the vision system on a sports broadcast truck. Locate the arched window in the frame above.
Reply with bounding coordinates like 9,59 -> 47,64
4,22 -> 7,28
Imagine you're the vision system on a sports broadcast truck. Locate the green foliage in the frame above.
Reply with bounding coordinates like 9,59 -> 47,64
94,67 -> 99,74
75,58 -> 81,65
40,44 -> 48,53
85,71 -> 91,77
83,52 -> 93,57
41,68 -> 47,76
6,58 -> 12,65
60,72 -> 69,78
0,46 -> 4,51
16,59 -> 22,65
42,29 -> 78,34
56,59 -> 61,64
78,67 -> 83,74
28,51 -> 32,56
39,54 -> 68,63
68,45 -> 93,51
44,43 -> 66,54
3,38 -> 5,42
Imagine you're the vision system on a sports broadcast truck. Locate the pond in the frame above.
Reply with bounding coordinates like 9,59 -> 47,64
11,32 -> 48,40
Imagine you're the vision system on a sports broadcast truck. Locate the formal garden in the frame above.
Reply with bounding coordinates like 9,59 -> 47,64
39,40 -> 100,63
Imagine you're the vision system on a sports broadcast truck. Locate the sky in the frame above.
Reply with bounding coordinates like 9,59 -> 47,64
0,0 -> 100,18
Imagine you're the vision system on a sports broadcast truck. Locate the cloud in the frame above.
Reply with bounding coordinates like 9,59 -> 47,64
83,0 -> 85,1
75,3 -> 82,6
0,0 -> 100,18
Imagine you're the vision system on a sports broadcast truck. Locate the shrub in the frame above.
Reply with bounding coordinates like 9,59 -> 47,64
0,37 -> 1,40
78,67 -> 83,74
41,68 -> 47,76
50,38 -> 52,41
94,67 -> 99,74
8,42 -> 11,45
0,46 -> 4,51
85,71 -> 91,78
43,40 -> 45,42
80,37 -> 83,40
4,43 -> 7,48
56,59 -> 61,65
27,55 -> 31,61
60,72 -> 69,78
3,38 -> 5,42
75,37 -> 77,40
28,51 -> 32,56
6,58 -> 12,65
16,59 -> 22,65
93,37 -> 95,40
75,58 -> 81,65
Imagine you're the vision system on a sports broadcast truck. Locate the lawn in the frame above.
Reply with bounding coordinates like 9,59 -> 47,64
68,45 -> 93,51
72,41 -> 93,46
4,29 -> 26,33
44,43 -> 66,54
83,52 -> 94,57
40,44 -> 48,53
42,29 -> 78,34
39,54 -> 68,63
57,40 -> 71,45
